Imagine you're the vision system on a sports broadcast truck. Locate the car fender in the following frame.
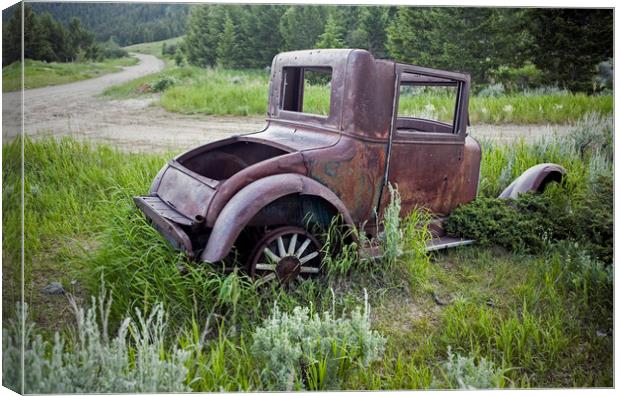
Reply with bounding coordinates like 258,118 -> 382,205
200,173 -> 355,263
498,163 -> 566,199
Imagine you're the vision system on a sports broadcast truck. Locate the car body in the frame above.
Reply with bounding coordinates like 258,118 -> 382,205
135,49 -> 565,280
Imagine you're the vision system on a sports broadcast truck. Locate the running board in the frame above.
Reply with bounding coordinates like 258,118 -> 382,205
425,236 -> 475,252
359,236 -> 475,260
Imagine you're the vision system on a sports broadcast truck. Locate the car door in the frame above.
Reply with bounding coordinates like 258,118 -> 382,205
378,64 -> 471,217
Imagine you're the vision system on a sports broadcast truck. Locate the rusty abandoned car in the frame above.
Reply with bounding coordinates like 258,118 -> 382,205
135,49 -> 565,283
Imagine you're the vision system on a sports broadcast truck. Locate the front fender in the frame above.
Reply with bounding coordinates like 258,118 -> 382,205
200,173 -> 354,263
498,163 -> 566,199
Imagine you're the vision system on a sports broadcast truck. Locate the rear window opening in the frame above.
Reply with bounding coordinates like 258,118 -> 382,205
396,72 -> 461,134
280,66 -> 332,116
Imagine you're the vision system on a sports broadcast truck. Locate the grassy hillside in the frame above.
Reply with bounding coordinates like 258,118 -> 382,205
2,113 -> 612,391
2,57 -> 138,92
123,36 -> 184,57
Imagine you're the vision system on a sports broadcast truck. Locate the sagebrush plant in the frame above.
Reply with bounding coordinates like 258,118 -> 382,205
251,291 -> 386,391
2,289 -> 191,393
567,111 -> 613,161
433,347 -> 505,389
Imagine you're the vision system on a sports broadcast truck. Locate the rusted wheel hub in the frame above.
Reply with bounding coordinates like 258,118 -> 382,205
275,255 -> 302,283
248,226 -> 322,285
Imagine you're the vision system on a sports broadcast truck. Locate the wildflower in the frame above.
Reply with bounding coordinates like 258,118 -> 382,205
502,104 -> 513,113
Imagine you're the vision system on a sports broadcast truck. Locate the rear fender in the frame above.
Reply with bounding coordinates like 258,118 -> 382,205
200,173 -> 354,263
498,163 -> 566,199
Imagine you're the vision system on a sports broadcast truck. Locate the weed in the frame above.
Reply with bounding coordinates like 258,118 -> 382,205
381,184 -> 404,266
567,112 -> 613,161
321,215 -> 364,277
375,185 -> 432,287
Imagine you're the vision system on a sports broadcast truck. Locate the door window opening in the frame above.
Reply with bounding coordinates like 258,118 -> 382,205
396,72 -> 461,134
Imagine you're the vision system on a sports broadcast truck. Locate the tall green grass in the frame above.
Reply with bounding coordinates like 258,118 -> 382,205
103,65 -> 612,123
160,68 -> 270,115
478,112 -> 612,198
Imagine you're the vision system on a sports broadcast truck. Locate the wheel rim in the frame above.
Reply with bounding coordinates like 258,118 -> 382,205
249,226 -> 322,285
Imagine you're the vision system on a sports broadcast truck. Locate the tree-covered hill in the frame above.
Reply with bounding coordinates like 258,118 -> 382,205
26,2 -> 190,46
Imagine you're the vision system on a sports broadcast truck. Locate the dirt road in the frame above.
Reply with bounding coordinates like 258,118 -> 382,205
3,53 -> 572,153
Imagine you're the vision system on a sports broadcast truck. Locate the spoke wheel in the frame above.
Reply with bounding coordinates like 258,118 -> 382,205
248,226 -> 322,286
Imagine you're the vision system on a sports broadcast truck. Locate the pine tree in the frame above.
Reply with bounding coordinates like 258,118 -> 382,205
3,3 -> 22,66
279,6 -> 328,50
38,12 -> 69,62
238,5 -> 285,68
216,14 -> 241,68
386,7 -> 443,66
386,8 -> 533,85
67,17 -> 96,61
316,14 -> 346,49
184,5 -> 218,67
350,6 -> 390,57
527,9 -> 613,92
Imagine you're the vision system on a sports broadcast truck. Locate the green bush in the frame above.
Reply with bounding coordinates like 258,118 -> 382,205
570,175 -> 613,263
250,296 -> 386,391
488,62 -> 543,93
444,193 -> 567,254
150,76 -> 177,92
445,174 -> 612,264
162,43 -> 178,57
101,38 -> 129,59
